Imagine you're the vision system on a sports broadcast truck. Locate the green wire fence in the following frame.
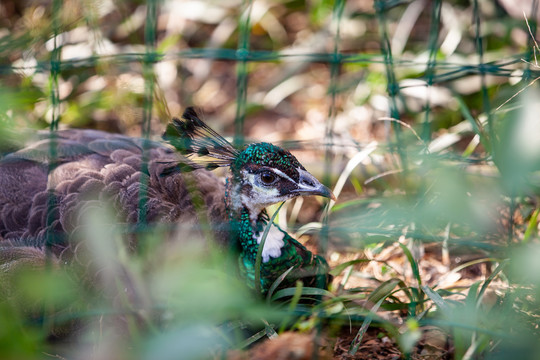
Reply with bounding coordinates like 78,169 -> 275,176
2,0 -> 540,357
6,0 -> 533,252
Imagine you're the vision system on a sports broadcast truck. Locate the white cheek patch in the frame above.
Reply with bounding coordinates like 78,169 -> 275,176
241,171 -> 281,218
260,186 -> 280,197
256,223 -> 285,263
246,172 -> 280,196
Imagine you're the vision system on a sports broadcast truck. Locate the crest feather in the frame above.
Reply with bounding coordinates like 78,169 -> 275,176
162,107 -> 239,173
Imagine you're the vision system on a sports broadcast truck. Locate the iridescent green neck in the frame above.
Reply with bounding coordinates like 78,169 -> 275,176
224,176 -> 329,294
235,208 -> 269,262
225,177 -> 269,259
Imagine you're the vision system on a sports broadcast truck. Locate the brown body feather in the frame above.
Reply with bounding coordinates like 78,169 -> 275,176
0,129 -> 228,255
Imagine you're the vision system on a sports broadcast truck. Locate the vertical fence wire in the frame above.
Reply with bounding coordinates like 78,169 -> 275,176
234,0 -> 253,147
375,0 -> 408,171
472,0 -> 493,155
422,0 -> 442,143
321,0 -> 346,276
45,0 -> 62,253
137,0 -> 159,231
43,0 -> 63,336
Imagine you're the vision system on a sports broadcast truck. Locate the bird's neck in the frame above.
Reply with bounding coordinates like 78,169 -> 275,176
223,178 -> 330,294
225,178 -> 285,263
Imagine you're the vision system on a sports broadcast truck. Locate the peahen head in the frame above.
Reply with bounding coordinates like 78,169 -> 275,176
228,142 -> 334,219
163,107 -> 335,218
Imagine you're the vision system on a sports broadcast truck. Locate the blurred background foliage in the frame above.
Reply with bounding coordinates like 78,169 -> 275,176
2,0 -> 540,359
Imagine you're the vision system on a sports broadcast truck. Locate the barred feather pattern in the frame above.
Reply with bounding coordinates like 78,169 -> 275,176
0,129 -> 228,256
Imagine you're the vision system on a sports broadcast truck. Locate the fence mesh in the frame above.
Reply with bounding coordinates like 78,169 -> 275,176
4,0 -> 538,236
1,0 -> 540,357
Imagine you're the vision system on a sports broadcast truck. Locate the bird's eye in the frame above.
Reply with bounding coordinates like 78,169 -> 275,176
260,171 -> 276,185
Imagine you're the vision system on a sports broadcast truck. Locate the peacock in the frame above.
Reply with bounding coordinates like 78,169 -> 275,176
0,107 -> 333,295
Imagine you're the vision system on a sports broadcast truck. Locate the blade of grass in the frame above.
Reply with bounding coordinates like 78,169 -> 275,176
278,281 -> 303,333
523,209 -> 539,243
263,319 -> 278,339
466,281 -> 481,308
455,94 -> 490,152
433,257 -> 500,289
255,202 -> 285,294
421,285 -> 450,314
329,141 -> 378,209
348,297 -> 385,355
238,328 -> 268,349
329,259 -> 372,277
271,287 -> 334,302
266,266 -> 296,303
368,278 -> 400,304
398,243 -> 422,286
477,260 -> 507,302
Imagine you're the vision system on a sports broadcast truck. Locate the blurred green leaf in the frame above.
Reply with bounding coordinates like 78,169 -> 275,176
0,303 -> 42,360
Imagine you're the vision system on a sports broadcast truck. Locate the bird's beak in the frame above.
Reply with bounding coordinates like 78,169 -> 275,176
295,169 -> 336,201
